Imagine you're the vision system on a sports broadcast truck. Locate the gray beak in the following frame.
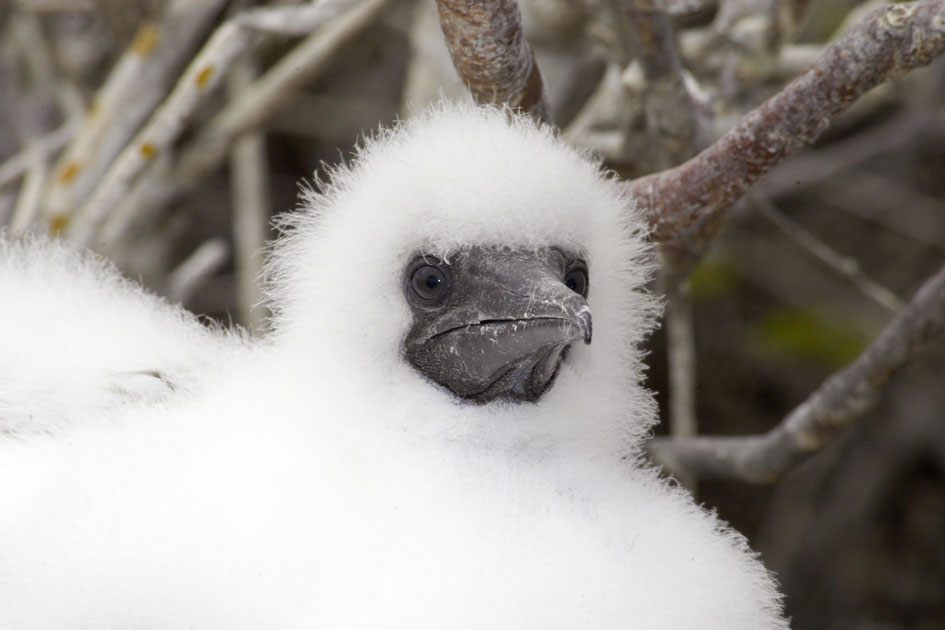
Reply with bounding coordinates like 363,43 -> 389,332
404,248 -> 591,403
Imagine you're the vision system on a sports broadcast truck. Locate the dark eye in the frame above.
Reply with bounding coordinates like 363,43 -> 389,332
564,262 -> 589,298
406,257 -> 452,308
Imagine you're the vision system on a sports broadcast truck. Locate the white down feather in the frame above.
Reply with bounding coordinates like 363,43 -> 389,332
0,237 -> 246,436
0,102 -> 788,628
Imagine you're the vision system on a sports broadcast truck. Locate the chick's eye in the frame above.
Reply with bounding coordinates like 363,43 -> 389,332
407,258 -> 452,308
413,267 -> 445,297
564,263 -> 589,297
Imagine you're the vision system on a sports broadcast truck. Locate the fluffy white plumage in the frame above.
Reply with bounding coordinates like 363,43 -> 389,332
0,238 -> 246,436
0,103 -> 787,628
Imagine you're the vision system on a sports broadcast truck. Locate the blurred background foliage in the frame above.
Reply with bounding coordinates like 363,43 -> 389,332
1,0 -> 943,627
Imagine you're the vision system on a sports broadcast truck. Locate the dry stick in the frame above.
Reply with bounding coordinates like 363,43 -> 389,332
622,0 -> 707,168
654,0 -> 705,15
620,0 -> 707,491
43,0 -> 227,232
68,0 -> 376,248
172,0 -> 388,189
66,15 -> 255,247
0,193 -> 14,227
98,0 -> 392,248
751,194 -> 905,313
627,1 -> 945,265
756,106 -> 943,200
165,238 -> 230,305
10,10 -> 85,126
234,2 -> 352,35
434,0 -> 552,124
228,56 -> 271,333
665,282 -> 698,491
648,262 -> 945,483
0,122 -> 73,191
819,170 -> 945,253
678,31 -> 825,83
8,145 -> 49,236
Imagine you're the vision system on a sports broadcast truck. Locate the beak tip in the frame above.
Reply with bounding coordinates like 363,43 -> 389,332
580,314 -> 592,345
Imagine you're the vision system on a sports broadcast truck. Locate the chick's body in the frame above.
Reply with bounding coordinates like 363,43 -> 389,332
0,103 -> 787,628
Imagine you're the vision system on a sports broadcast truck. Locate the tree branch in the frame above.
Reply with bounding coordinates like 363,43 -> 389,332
627,1 -> 945,263
622,0 -> 707,168
0,121 -> 73,191
42,0 -> 227,232
647,262 -> 945,483
97,0 -> 393,249
751,194 -> 904,313
228,54 -> 271,333
665,282 -> 698,492
434,0 -> 552,123
165,237 -> 229,305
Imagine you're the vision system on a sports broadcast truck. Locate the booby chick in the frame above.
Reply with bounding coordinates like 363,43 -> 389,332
0,238 -> 245,436
0,103 -> 787,628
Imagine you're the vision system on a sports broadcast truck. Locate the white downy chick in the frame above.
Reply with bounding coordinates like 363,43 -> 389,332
0,237 -> 246,436
0,102 -> 788,628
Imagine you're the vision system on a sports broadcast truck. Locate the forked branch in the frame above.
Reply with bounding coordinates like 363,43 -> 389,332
627,1 -> 945,249
434,0 -> 551,123
648,263 -> 945,483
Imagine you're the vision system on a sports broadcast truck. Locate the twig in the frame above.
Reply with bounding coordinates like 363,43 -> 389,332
626,1 -> 945,271
621,1 -> 703,494
622,0 -> 708,168
15,0 -> 95,10
647,261 -> 945,483
235,1 -> 352,35
98,0 -> 393,248
654,0 -> 705,15
434,0 -> 552,123
0,122 -> 73,191
563,63 -> 643,164
0,193 -> 14,228
11,9 -> 85,124
65,13 -> 254,246
42,0 -> 227,233
7,144 -> 49,236
757,106 -> 944,200
179,0 -> 388,178
751,194 -> 905,313
165,238 -> 230,305
228,55 -> 270,333
819,170 -> 945,253
665,283 -> 698,492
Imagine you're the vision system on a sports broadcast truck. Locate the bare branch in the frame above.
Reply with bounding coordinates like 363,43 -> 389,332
435,0 -> 552,123
818,170 -> 945,254
235,2 -> 352,36
627,1 -> 945,257
0,122 -> 73,192
228,55 -> 271,333
42,0 -> 227,232
65,13 -> 255,246
97,0 -> 394,248
622,0 -> 709,167
165,238 -> 230,305
653,0 -> 705,15
756,106 -> 944,200
179,0 -> 392,181
10,9 -> 85,124
751,194 -> 905,313
8,145 -> 49,236
665,282 -> 698,492
647,262 -> 945,483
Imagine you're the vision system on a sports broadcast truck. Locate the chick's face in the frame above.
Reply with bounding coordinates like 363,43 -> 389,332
402,246 -> 591,404
268,105 -> 659,445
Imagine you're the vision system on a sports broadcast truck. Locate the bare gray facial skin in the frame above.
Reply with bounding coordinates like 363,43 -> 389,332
402,246 -> 591,404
